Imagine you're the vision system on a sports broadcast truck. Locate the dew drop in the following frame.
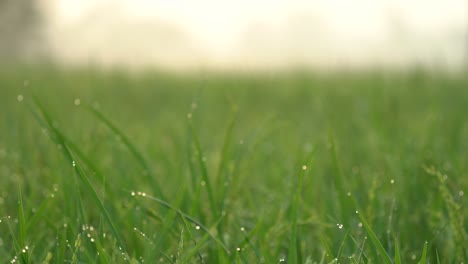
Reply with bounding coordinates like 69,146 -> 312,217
17,94 -> 24,102
236,247 -> 241,252
347,192 -> 351,196
187,113 -> 192,119
72,161 -> 76,167
459,190 -> 464,197
74,98 -> 81,106
337,223 -> 344,229
131,191 -> 135,196
240,227 -> 245,232
390,179 -> 395,184
195,226 -> 200,230
302,165 -> 307,170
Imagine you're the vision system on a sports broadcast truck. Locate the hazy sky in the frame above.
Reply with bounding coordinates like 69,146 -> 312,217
45,0 -> 467,70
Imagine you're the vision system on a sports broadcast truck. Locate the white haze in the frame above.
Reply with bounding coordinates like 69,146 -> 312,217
43,0 -> 467,71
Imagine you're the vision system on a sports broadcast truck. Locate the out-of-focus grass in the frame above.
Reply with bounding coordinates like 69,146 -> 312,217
0,65 -> 467,263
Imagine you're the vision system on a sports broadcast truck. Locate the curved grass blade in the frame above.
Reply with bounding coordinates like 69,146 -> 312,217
136,192 -> 229,254
31,97 -> 129,263
189,121 -> 217,219
356,210 -> 392,264
87,105 -> 165,199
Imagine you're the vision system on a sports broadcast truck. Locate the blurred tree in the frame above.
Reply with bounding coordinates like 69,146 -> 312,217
0,0 -> 46,62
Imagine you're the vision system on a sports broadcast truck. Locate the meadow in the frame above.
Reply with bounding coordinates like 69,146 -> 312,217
0,66 -> 467,263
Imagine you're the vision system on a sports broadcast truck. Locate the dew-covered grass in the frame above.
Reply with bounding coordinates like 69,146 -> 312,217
0,65 -> 467,263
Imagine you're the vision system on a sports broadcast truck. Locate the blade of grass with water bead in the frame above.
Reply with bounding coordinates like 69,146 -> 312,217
418,241 -> 428,264
137,192 -> 229,253
356,208 -> 392,264
180,214 -> 227,263
328,130 -> 351,228
31,97 -> 129,263
180,213 -> 205,263
150,191 -> 185,261
288,147 -> 316,264
232,223 -> 263,262
17,189 -> 28,262
336,229 -> 349,262
189,120 -> 218,220
87,105 -> 165,199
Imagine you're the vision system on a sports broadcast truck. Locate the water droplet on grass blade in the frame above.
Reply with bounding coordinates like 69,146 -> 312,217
17,94 -> 23,102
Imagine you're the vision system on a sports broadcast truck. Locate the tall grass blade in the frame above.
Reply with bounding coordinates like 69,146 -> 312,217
88,105 -> 165,199
394,235 -> 402,264
31,97 -> 129,263
328,131 -> 351,227
289,148 -> 316,263
189,121 -> 217,219
418,241 -> 428,264
138,192 -> 229,253
356,210 -> 392,264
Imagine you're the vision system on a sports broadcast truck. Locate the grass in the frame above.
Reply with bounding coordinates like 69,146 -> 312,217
0,65 -> 467,263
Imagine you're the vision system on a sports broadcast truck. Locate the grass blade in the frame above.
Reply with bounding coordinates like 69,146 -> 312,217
418,241 -> 428,264
394,235 -> 402,264
189,120 -> 217,219
288,147 -> 316,263
137,192 -> 229,253
31,97 -> 129,263
88,105 -> 165,199
356,210 -> 392,264
328,131 -> 351,227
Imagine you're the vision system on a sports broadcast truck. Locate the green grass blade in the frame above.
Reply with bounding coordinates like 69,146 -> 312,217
215,108 -> 237,203
289,148 -> 316,263
328,131 -> 351,227
87,105 -> 165,199
31,97 -> 129,263
394,235 -> 401,264
418,241 -> 428,264
189,121 -> 217,219
138,192 -> 229,253
356,210 -> 392,264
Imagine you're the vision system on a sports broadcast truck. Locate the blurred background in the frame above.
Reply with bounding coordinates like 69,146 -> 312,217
1,0 -> 467,71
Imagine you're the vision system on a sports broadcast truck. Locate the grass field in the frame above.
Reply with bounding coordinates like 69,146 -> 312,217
1,66 -> 467,263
